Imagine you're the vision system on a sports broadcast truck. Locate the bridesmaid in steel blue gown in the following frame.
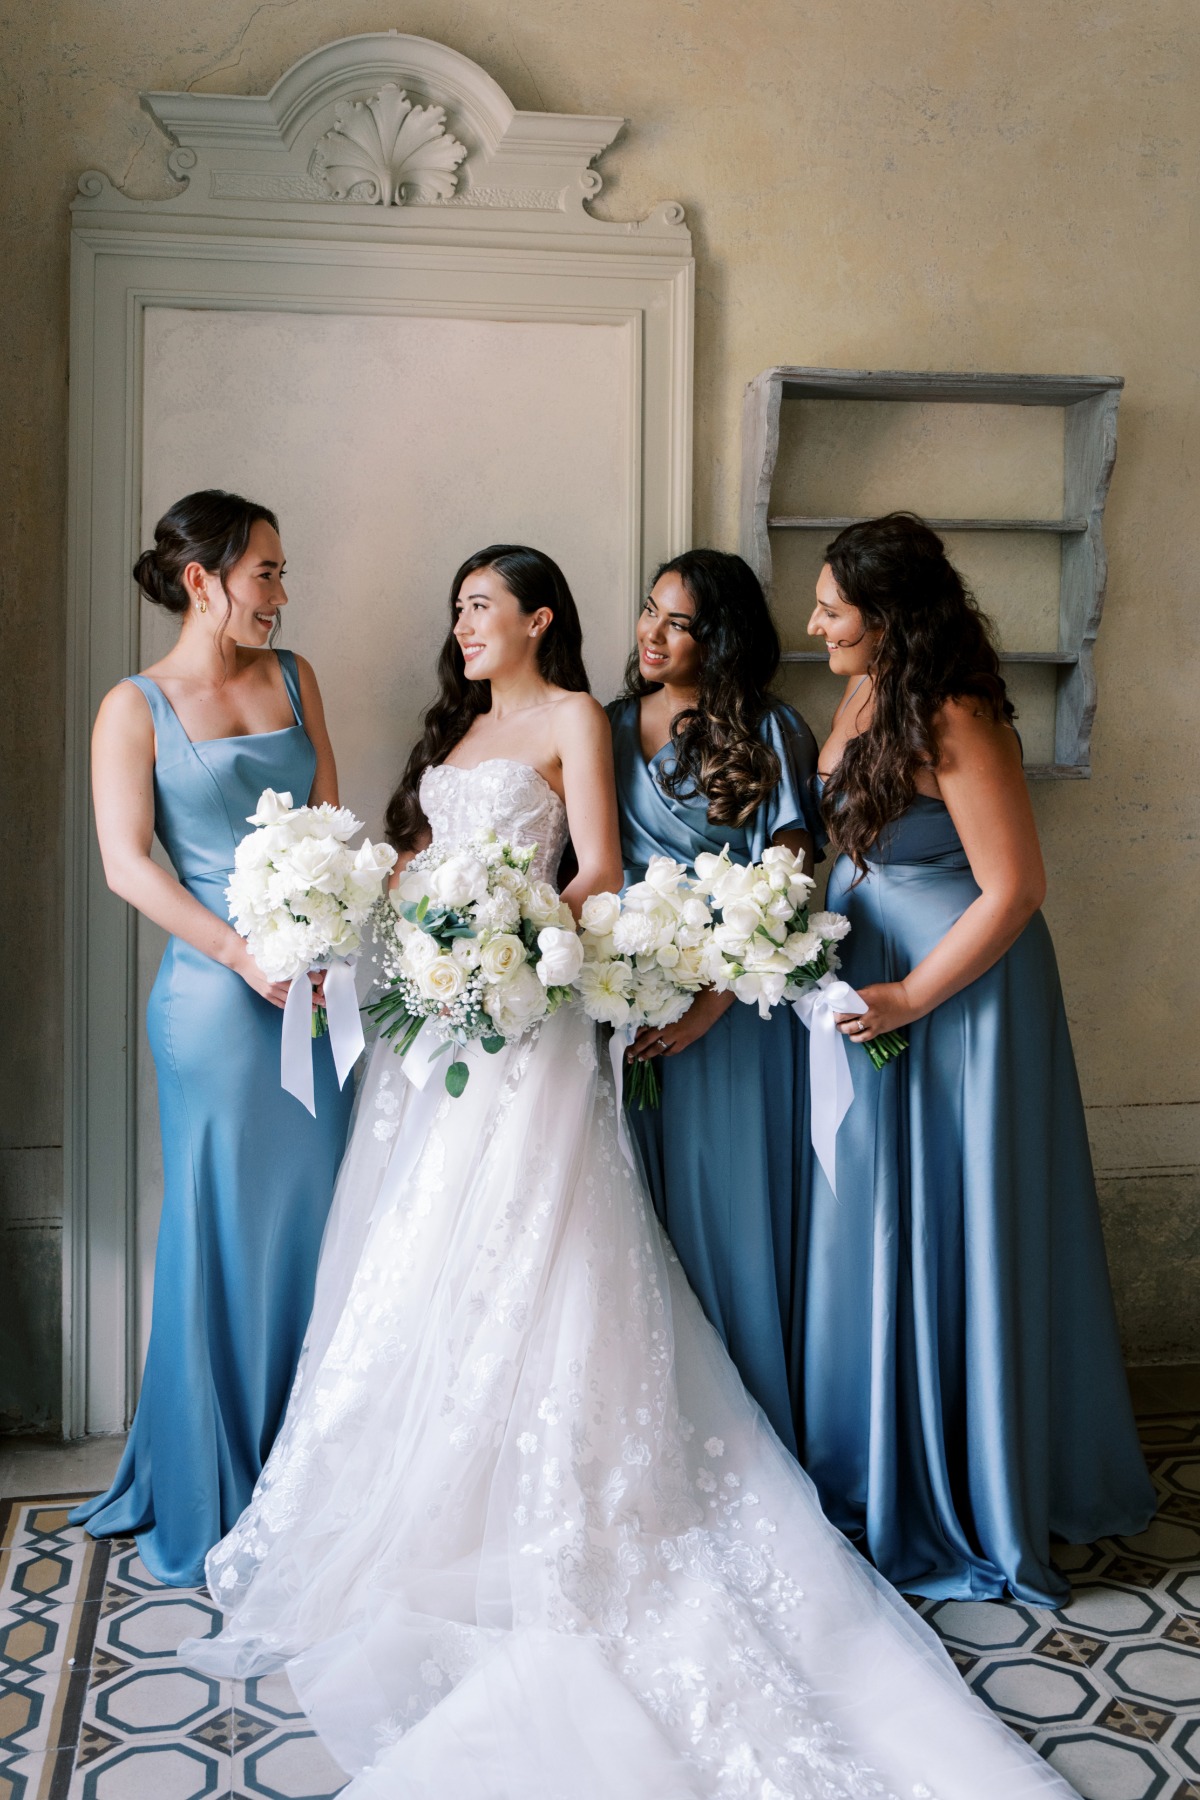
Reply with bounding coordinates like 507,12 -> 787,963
799,513 -> 1154,1605
72,491 -> 353,1586
608,550 -> 822,1454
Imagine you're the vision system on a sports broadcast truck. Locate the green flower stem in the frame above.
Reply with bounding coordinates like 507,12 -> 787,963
864,1030 -> 908,1070
311,1006 -> 328,1039
624,1053 -> 662,1111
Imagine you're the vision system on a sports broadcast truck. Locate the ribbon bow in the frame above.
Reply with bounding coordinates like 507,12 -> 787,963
281,957 -> 364,1116
791,972 -> 869,1198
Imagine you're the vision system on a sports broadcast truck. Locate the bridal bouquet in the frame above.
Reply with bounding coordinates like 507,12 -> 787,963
572,856 -> 713,1109
691,843 -> 907,1069
368,832 -> 584,1096
226,789 -> 397,1113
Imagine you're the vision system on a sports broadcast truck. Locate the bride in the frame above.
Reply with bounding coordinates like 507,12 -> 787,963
184,545 -> 1075,1800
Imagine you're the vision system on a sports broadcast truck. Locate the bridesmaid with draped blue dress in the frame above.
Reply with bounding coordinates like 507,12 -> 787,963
607,550 -> 822,1454
799,512 -> 1154,1605
71,491 -> 354,1586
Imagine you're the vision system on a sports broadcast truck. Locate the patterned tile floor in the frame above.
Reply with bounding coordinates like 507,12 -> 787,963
0,1414 -> 1196,1799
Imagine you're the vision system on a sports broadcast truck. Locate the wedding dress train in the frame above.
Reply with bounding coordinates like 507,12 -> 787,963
183,759 -> 1075,1800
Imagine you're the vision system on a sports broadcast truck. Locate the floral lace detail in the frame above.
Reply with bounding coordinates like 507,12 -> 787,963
188,771 -> 1047,1800
420,758 -> 568,884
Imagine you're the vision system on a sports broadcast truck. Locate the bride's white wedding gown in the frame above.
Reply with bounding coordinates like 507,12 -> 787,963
183,759 -> 1075,1800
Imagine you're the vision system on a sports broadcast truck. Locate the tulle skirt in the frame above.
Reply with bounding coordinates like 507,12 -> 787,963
183,1004 -> 1075,1799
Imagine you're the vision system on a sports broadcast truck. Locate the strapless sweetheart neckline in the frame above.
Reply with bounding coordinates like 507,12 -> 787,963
433,756 -> 566,811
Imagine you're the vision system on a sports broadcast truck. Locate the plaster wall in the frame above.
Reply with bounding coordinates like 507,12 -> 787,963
2,0 -> 1196,1430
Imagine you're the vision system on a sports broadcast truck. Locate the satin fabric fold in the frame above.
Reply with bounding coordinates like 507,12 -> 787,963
71,652 -> 353,1586
797,793 -> 1155,1604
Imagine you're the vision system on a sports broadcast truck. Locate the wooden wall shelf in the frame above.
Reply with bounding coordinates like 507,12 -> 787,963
740,366 -> 1123,778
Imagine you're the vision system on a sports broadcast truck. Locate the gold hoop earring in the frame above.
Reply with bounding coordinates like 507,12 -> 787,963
197,600 -> 208,614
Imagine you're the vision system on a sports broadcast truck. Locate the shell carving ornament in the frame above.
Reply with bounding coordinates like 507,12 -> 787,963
312,84 -> 468,205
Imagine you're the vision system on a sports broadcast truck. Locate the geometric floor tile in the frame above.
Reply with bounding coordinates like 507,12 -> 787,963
3,1413 -> 1199,1800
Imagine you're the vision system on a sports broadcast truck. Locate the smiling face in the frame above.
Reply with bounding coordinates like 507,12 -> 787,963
187,518 -> 288,647
453,563 -> 550,684
807,563 -> 880,677
636,570 -> 702,693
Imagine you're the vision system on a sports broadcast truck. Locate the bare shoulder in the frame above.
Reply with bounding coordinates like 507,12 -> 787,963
934,695 -> 1022,774
96,677 -> 153,737
553,690 -> 611,738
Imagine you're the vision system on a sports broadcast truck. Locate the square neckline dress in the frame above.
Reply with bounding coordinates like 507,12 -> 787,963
70,649 -> 354,1586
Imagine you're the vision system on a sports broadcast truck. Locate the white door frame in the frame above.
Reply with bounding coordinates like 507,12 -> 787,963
64,32 -> 693,1435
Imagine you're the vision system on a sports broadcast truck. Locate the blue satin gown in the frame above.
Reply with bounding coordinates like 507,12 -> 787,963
798,791 -> 1155,1604
71,650 -> 353,1586
608,696 -> 822,1455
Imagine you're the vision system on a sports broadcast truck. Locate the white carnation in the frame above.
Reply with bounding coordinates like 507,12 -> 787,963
611,911 -> 659,958
809,910 -> 852,943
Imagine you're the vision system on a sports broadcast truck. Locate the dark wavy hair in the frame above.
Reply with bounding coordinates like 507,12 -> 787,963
820,512 -> 1014,871
385,545 -> 589,851
621,549 -> 783,826
133,490 -> 279,645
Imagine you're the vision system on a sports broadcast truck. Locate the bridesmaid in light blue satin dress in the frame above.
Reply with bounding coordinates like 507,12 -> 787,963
608,550 -> 822,1454
71,492 -> 353,1586
799,513 -> 1154,1605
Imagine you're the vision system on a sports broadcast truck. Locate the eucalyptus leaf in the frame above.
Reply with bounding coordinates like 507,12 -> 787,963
445,1060 -> 470,1098
481,1035 -> 506,1054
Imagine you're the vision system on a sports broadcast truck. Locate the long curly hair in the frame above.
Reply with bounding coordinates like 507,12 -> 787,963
819,513 -> 1014,871
385,545 -> 589,852
621,549 -> 783,827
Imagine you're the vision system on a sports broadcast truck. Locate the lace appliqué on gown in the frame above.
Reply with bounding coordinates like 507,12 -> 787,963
186,762 -> 1073,1800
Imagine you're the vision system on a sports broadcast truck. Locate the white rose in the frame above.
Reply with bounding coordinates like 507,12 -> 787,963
251,916 -> 315,982
283,834 -> 349,896
700,937 -> 734,987
400,930 -> 440,973
492,865 -> 527,895
712,921 -> 752,959
431,853 -> 489,910
809,909 -> 852,943
580,929 -> 616,962
353,838 -> 398,881
732,969 -> 788,1018
579,892 -> 621,936
451,935 -> 482,971
787,873 -> 817,907
742,937 -> 791,973
644,856 -> 689,898
721,899 -> 765,939
479,934 -> 527,983
760,843 -> 800,887
246,788 -> 295,828
417,955 -> 466,1003
655,942 -> 680,970
692,849 -> 732,893
680,896 -> 712,931
710,862 -> 759,909
307,802 -> 363,843
536,926 -> 584,988
523,881 -> 564,929
326,916 -> 361,958
483,962 -> 548,1035
672,943 -> 708,989
611,911 -> 659,958
396,866 -> 434,906
576,958 -> 634,1026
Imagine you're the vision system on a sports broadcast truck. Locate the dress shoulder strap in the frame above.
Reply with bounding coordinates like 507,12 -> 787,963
275,649 -> 305,727
123,673 -> 184,741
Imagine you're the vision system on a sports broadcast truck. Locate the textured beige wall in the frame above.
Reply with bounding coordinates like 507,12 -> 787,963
2,0 -> 1197,1428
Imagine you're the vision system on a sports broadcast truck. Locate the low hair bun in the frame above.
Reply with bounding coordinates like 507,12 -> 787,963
131,489 -> 279,622
132,546 -> 185,613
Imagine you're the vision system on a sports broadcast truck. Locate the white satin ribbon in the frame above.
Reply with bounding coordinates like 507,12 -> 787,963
400,1017 -> 447,1091
791,972 -> 869,1198
609,1022 -> 639,1171
281,956 -> 364,1116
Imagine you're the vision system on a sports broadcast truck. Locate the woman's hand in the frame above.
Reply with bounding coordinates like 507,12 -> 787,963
310,969 -> 327,1010
835,981 -> 919,1045
224,937 -> 291,1009
630,986 -> 736,1061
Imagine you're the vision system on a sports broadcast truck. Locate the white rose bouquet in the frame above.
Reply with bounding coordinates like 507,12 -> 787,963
572,855 -> 712,1109
226,788 -> 397,1113
368,831 -> 583,1096
691,842 -> 906,1068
